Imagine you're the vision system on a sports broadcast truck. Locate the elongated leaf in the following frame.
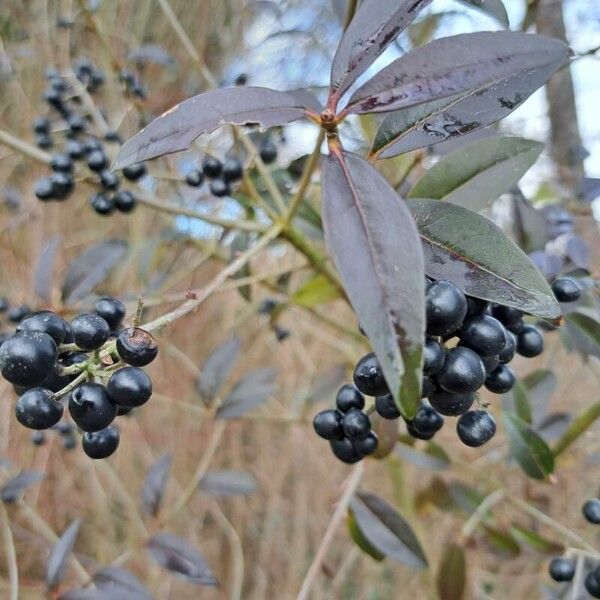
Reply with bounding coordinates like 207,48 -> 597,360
347,510 -> 385,561
522,368 -> 556,408
198,470 -> 257,497
408,137 -> 543,211
350,492 -> 427,568
503,413 -> 554,480
322,150 -> 424,418
35,236 -> 61,302
147,533 -> 217,586
502,379 -> 532,424
93,566 -> 153,599
347,32 -> 570,115
408,200 -> 561,320
437,542 -> 466,600
457,0 -> 509,26
114,87 -> 307,169
329,0 -> 432,102
1,470 -> 44,502
482,525 -> 520,557
62,240 -> 127,305
141,453 -> 172,517
536,412 -> 571,442
197,338 -> 242,401
510,525 -> 562,554
47,519 -> 82,589
291,274 -> 341,308
216,367 -> 278,419
564,310 -> 600,359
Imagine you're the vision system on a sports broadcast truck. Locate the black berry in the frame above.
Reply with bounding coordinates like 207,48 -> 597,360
31,431 -> 47,446
113,190 -> 137,213
436,347 -> 486,394
82,425 -> 120,459
425,280 -> 467,336
411,404 -> 444,435
86,149 -> 108,172
185,169 -> 204,187
15,387 -> 63,430
99,170 -> 120,190
485,364 -> 515,394
50,172 -> 74,199
490,304 -> 523,328
69,382 -> 117,432
341,410 -> 371,441
516,325 -> 544,358
335,384 -> 365,413
259,139 -> 277,164
353,431 -> 378,455
586,570 -> 600,599
428,389 -> 474,417
353,353 -> 389,396
330,438 -> 363,464
548,557 -> 575,582
582,499 -> 600,524
0,331 -> 57,386
202,156 -> 223,178
459,315 -> 507,357
122,162 -> 147,181
209,179 -> 230,197
50,152 -> 73,172
65,139 -> 85,160
116,327 -> 158,366
94,297 -> 126,331
313,409 -> 344,440
222,157 -> 243,182
498,330 -> 516,364
7,304 -> 31,323
423,337 -> 445,375
107,366 -> 152,407
375,393 -> 400,420
90,192 -> 115,215
71,313 -> 111,350
552,277 -> 582,303
16,311 -> 69,345
456,410 -> 496,447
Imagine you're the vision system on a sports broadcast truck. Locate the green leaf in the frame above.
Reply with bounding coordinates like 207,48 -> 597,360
456,0 -> 509,27
482,525 -> 521,558
291,274 -> 341,308
552,402 -> 600,458
502,379 -> 532,424
509,524 -> 563,554
503,413 -> 554,480
437,542 -> 466,600
350,492 -> 428,569
408,199 -> 561,320
347,511 -> 385,561
408,137 -> 543,211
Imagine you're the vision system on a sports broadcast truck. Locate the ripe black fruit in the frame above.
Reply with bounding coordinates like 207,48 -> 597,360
94,297 -> 126,331
50,172 -> 73,198
209,179 -> 231,197
65,139 -> 85,160
69,382 -> 117,432
71,313 -> 111,350
341,410 -> 371,441
67,114 -> 86,134
552,277 -> 582,303
465,297 -> 488,317
459,315 -> 507,357
491,304 -> 523,328
122,162 -> 147,181
548,557 -> 575,582
582,499 -> 600,524
485,364 -> 515,394
428,389 -> 474,417
36,134 -> 53,149
0,331 -> 57,386
456,411 -> 496,447
16,311 -> 69,345
185,169 -> 204,187
375,393 -> 400,420
113,190 -> 137,213
516,325 -> 544,358
312,409 -> 344,440
82,425 -> 120,459
50,152 -> 73,172
329,438 -> 362,464
436,347 -> 486,394
353,353 -> 389,396
423,337 -> 445,375
425,280 -> 467,336
422,375 -> 435,398
406,421 -> 434,440
107,366 -> 152,407
222,157 -> 243,182
116,327 -> 158,366
90,192 -> 115,215
202,156 -> 223,178
259,139 -> 277,164
15,388 -> 63,430
7,304 -> 31,323
86,149 -> 108,172
480,355 -> 500,375
33,117 -> 50,134
586,570 -> 600,599
336,384 -> 365,413
99,170 -> 120,190
412,404 -> 444,435
498,330 -> 516,364
354,431 -> 378,455
31,431 -> 46,446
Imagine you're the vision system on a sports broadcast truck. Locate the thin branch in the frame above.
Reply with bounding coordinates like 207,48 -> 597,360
0,503 -> 18,600
0,129 -> 51,164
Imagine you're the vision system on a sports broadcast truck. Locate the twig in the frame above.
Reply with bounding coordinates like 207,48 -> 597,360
0,129 -> 51,164
0,503 -> 18,600
460,489 -> 504,541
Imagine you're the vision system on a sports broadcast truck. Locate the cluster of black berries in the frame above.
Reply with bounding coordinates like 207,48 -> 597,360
548,498 -> 600,597
32,64 -> 147,214
0,298 -> 158,459
118,69 -> 147,99
313,276 -> 582,464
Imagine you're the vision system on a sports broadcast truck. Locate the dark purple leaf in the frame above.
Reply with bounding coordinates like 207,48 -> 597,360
285,88 -> 323,113
147,533 -> 217,586
198,470 -> 258,497
34,236 -> 61,302
348,32 -> 569,116
93,566 -> 152,599
1,470 -> 44,503
322,150 -> 424,418
350,492 -> 428,568
456,0 -> 509,26
216,367 -> 278,419
47,518 -> 82,589
141,453 -> 172,518
62,240 -> 128,305
408,200 -> 561,320
329,0 -> 432,104
113,87 -> 307,170
437,542 -> 466,600
197,338 -> 242,401
127,44 -> 175,67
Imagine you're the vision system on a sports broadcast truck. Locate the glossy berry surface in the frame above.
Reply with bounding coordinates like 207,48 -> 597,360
425,280 -> 467,336
428,390 -> 474,417
0,331 -> 57,386
485,364 -> 515,394
50,152 -> 73,172
107,367 -> 152,407
329,438 -> 362,464
71,313 -> 111,350
82,425 -> 120,459
335,384 -> 365,413
16,311 -> 69,345
582,499 -> 600,524
209,179 -> 231,197
456,411 -> 496,447
69,382 -> 117,432
15,387 -> 63,430
436,347 -> 486,394
586,570 -> 600,599
90,192 -> 115,215
375,393 -> 400,420
94,297 -> 126,331
122,162 -> 147,181
35,178 -> 56,200
7,304 -> 31,323
491,305 -> 523,328
459,315 -> 507,357
516,325 -> 544,358
548,557 -> 575,582
99,170 -> 120,190
412,404 -> 444,435
423,337 -> 445,375
259,139 -> 277,164
222,157 -> 243,182
50,172 -> 73,198
353,431 -> 378,455
498,330 -> 516,364
185,169 -> 204,187
353,353 -> 388,396
202,156 -> 223,178
116,327 -> 158,366
341,410 -> 371,441
312,409 -> 344,441
86,149 -> 108,172
406,420 -> 434,440
113,190 -> 136,213
552,277 -> 582,303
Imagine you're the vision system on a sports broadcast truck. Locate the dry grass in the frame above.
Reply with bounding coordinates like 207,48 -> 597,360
1,1 -> 600,599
